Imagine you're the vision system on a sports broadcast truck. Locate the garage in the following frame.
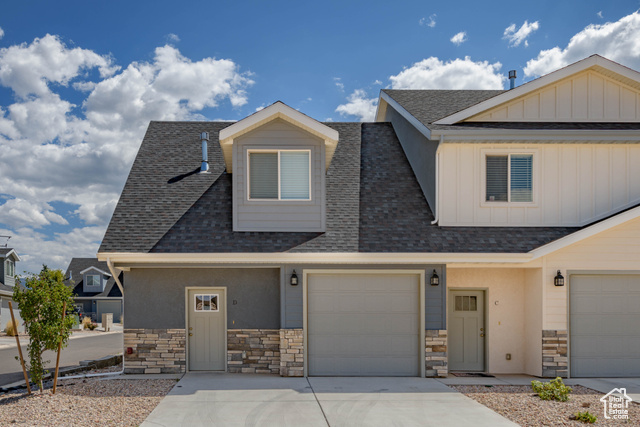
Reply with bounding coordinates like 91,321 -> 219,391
306,271 -> 423,376
570,274 -> 640,377
97,300 -> 123,323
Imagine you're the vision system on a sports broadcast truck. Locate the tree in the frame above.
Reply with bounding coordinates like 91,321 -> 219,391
13,266 -> 75,391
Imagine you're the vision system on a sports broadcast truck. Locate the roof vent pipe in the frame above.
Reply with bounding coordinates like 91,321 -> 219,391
508,70 -> 517,89
200,132 -> 209,173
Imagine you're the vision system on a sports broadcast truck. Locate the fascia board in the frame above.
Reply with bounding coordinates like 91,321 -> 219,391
378,92 -> 432,140
431,129 -> 640,141
0,249 -> 21,262
79,266 -> 112,277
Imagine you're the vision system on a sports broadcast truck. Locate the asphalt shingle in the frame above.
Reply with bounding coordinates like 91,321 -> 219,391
64,258 -> 122,297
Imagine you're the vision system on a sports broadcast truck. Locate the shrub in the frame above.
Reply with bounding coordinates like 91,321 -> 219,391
571,411 -> 597,423
87,322 -> 97,331
531,377 -> 572,402
81,316 -> 93,330
4,320 -> 18,336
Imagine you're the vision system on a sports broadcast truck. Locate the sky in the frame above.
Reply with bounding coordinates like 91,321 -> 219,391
1,0 -> 640,274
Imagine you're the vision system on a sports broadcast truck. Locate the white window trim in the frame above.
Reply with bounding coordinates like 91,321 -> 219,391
480,148 -> 538,207
246,149 -> 312,202
86,274 -> 102,287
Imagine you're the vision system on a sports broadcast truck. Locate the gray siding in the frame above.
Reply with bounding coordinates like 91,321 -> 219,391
83,272 -> 106,293
124,268 -> 280,330
383,105 -> 438,210
233,119 -> 326,232
281,265 -> 446,330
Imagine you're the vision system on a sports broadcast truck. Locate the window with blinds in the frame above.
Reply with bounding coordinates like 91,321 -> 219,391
486,153 -> 533,203
249,150 -> 310,200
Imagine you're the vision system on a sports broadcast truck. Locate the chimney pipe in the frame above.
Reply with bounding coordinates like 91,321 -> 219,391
200,132 -> 209,173
508,70 -> 517,89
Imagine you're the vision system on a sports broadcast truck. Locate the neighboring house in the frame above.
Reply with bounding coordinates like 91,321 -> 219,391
63,258 -> 123,323
98,54 -> 640,378
0,247 -> 24,333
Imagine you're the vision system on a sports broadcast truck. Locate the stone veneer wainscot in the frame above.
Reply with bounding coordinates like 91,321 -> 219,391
542,329 -> 568,378
227,329 -> 281,374
279,329 -> 304,377
123,329 -> 186,374
425,329 -> 448,377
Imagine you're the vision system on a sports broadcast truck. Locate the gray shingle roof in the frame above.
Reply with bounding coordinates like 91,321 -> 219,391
63,258 -> 122,298
0,248 -> 14,257
101,120 -> 583,254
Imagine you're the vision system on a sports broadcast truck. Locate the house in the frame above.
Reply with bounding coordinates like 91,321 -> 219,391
0,247 -> 25,333
63,258 -> 123,323
98,54 -> 640,378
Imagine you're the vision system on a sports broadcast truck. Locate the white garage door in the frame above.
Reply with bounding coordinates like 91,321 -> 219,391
570,274 -> 640,377
307,272 -> 421,376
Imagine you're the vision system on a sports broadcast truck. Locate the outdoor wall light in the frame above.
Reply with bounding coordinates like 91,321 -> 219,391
554,270 -> 565,287
290,270 -> 299,286
430,270 -> 439,286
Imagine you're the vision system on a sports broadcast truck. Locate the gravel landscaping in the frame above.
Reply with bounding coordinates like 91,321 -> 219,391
452,385 -> 640,426
0,378 -> 176,426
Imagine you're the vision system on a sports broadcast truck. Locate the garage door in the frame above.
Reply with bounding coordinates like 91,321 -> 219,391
307,272 -> 421,376
570,274 -> 640,377
97,300 -> 123,323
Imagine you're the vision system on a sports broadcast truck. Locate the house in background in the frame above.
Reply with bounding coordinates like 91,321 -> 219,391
63,258 -> 123,323
0,247 -> 25,333
98,54 -> 640,378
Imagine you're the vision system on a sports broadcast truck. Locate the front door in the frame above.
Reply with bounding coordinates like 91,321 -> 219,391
449,290 -> 485,371
188,288 -> 226,371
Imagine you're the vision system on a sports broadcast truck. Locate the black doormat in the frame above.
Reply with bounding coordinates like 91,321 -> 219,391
451,372 -> 495,377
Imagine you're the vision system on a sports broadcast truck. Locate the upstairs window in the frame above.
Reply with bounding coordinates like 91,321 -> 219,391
248,150 -> 311,200
486,154 -> 533,203
86,274 -> 101,287
5,260 -> 14,277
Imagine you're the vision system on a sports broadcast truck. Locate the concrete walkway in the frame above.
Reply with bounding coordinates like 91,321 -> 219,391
141,373 -> 517,427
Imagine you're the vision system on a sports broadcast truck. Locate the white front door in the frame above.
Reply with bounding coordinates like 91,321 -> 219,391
188,288 -> 226,371
449,290 -> 485,372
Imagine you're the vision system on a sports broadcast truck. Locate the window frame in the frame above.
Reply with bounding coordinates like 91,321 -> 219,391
246,149 -> 312,202
5,260 -> 14,277
194,294 -> 220,312
85,274 -> 102,287
480,149 -> 537,207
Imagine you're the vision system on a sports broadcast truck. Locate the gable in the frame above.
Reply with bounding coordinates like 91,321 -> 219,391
467,69 -> 640,122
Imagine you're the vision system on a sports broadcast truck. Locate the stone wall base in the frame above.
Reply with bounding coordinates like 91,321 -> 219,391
227,329 -> 280,374
123,329 -> 186,374
280,329 -> 304,377
542,329 -> 568,378
425,329 -> 448,377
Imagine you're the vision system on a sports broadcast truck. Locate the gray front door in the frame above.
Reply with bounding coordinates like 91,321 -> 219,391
188,288 -> 226,371
449,290 -> 485,371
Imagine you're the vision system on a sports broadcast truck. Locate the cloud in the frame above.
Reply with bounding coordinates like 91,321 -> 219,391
373,79 -> 382,85
503,20 -> 539,47
334,77 -> 344,92
389,56 -> 505,89
335,89 -> 377,122
0,34 -> 253,273
0,27 -> 4,40
450,32 -> 467,46
166,33 -> 180,42
525,11 -> 640,78
419,14 -> 437,28
597,11 -> 603,19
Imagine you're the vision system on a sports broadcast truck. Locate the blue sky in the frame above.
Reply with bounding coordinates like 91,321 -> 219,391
1,1 -> 640,273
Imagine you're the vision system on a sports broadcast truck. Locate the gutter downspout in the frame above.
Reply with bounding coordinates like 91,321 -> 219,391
431,135 -> 444,225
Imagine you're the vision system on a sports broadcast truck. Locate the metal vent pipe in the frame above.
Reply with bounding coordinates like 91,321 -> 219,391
200,132 -> 209,173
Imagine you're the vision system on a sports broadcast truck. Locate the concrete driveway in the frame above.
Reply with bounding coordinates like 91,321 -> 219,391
141,373 -> 516,427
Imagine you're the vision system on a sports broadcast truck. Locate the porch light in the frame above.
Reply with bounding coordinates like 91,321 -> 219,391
554,270 -> 565,287
430,270 -> 439,286
290,270 -> 299,286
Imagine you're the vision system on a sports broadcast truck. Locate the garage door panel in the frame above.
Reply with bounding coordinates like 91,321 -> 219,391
308,273 -> 420,376
570,274 -> 640,377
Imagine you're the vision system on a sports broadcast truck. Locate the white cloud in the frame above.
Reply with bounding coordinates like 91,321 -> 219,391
450,32 -> 467,46
335,89 -> 377,122
0,27 -> 4,40
0,34 -> 254,272
503,20 -> 539,47
167,33 -> 180,42
597,11 -> 603,19
389,56 -> 505,89
373,79 -> 382,85
420,14 -> 437,28
525,11 -> 640,78
334,77 -> 344,92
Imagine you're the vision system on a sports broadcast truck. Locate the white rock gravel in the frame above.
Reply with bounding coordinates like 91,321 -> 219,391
0,378 -> 176,426
452,385 -> 640,426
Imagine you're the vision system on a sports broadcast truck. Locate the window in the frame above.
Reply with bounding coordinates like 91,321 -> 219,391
86,274 -> 101,287
486,154 -> 533,202
5,260 -> 14,277
248,150 -> 311,200
455,295 -> 478,312
194,294 -> 219,312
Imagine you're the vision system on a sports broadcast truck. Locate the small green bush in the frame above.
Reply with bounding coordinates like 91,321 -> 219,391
571,411 -> 597,423
531,377 -> 572,402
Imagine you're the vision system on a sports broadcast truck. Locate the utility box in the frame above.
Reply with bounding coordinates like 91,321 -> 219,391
102,313 -> 113,332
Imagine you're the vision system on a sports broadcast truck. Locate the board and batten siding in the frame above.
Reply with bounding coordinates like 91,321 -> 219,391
438,143 -> 640,226
541,215 -> 640,331
232,119 -> 326,232
468,70 -> 640,122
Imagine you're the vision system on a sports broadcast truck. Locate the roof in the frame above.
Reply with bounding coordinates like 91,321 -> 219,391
100,120 -> 580,254
63,258 -> 122,298
0,248 -> 20,261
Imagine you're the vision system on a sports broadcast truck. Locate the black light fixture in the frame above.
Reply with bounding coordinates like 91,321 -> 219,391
554,270 -> 565,287
430,269 -> 439,286
290,270 -> 298,286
